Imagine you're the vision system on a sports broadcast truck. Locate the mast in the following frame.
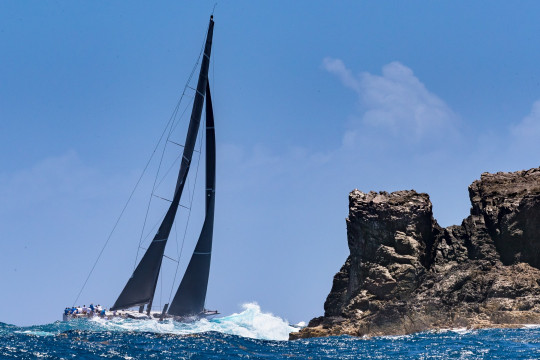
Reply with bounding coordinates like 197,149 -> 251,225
168,81 -> 216,317
111,16 -> 215,312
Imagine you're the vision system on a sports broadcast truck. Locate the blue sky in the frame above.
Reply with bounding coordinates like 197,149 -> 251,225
1,1 -> 540,326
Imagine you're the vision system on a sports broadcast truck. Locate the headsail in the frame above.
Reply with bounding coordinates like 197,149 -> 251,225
168,81 -> 216,317
111,16 -> 215,312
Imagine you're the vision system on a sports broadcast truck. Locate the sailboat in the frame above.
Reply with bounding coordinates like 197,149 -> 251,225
64,15 -> 217,322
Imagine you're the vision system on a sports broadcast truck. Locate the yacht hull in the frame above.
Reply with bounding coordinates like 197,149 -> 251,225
62,309 -> 219,322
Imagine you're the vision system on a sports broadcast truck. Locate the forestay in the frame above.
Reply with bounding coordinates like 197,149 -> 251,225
111,16 -> 215,313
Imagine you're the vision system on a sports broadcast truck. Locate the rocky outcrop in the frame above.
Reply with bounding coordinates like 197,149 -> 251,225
291,167 -> 540,339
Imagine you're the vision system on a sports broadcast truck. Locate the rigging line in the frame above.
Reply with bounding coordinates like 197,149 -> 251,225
160,260 -> 163,310
166,24 -> 208,140
174,214 -> 180,263
137,246 -> 179,263
72,102 -> 187,308
134,87 -> 189,266
168,220 -> 180,303
133,104 -> 179,269
155,153 -> 182,190
72,22 -> 211,302
133,96 -> 184,267
154,144 -> 200,195
149,19 -> 209,197
151,92 -> 194,193
163,254 -> 179,263
138,106 -> 194,247
140,210 -> 166,246
152,194 -> 191,210
167,140 -> 201,153
152,194 -> 172,203
169,97 -> 195,139
133,37 -> 205,268
139,193 -> 194,246
186,175 -> 193,205
166,18 -> 212,306
168,91 -> 193,137
168,113 -> 206,303
167,140 -> 184,148
137,198 -> 188,249
187,126 -> 205,206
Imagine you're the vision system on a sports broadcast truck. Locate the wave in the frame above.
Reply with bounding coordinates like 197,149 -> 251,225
3,320 -> 540,359
433,327 -> 475,335
4,303 -> 298,341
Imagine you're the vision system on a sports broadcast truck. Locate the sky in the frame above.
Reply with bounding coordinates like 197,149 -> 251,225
1,1 -> 540,326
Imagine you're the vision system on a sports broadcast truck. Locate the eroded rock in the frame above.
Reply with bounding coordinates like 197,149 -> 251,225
291,166 -> 540,340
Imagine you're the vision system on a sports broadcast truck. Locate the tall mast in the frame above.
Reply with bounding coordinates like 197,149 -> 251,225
168,80 -> 216,317
111,16 -> 215,312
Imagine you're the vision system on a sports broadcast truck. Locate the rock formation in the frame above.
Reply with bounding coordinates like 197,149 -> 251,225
290,167 -> 540,339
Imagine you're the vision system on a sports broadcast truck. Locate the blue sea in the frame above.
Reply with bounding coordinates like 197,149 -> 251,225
1,304 -> 539,359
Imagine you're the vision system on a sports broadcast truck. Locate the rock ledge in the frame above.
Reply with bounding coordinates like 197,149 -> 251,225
291,167 -> 540,339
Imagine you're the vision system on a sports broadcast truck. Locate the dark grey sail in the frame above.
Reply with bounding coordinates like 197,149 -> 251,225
167,81 -> 216,317
111,16 -> 215,312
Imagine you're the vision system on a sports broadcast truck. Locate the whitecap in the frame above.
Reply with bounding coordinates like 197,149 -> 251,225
14,330 -> 55,337
85,302 -> 296,341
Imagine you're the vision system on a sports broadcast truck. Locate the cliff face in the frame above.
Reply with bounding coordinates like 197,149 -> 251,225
291,167 -> 540,339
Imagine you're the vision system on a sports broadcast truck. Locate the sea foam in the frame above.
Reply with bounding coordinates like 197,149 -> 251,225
81,302 -> 297,341
3,320 -> 540,359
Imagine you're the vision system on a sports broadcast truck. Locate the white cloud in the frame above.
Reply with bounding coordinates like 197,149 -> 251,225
0,151 -> 95,210
511,100 -> 540,148
323,58 -> 458,143
0,151 -> 137,325
321,58 -> 360,92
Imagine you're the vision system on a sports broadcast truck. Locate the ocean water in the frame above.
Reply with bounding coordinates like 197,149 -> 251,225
1,304 -> 539,359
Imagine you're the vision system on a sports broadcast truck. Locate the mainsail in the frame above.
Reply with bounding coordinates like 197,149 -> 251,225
111,16 -> 215,312
168,82 -> 216,317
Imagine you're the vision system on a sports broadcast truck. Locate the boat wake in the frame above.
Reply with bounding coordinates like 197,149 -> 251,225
13,303 -> 299,341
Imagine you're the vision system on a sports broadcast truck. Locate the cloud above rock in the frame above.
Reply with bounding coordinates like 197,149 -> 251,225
511,100 -> 540,150
322,58 -> 459,144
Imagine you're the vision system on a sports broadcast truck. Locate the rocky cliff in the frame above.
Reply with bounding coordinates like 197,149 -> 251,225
291,167 -> 540,339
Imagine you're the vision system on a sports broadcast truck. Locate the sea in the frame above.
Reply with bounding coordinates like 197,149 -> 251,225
1,303 -> 539,359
